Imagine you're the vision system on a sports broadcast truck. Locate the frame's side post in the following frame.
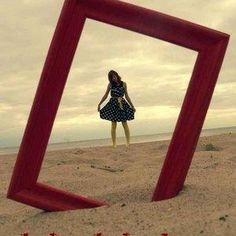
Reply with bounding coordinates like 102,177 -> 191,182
152,36 -> 229,201
176,37 -> 230,193
7,0 -> 86,196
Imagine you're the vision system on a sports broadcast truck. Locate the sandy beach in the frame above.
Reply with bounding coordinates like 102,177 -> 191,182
0,133 -> 235,235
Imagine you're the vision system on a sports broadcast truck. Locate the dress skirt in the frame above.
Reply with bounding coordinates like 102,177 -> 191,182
99,97 -> 134,122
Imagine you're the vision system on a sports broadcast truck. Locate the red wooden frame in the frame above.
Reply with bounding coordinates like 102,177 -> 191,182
7,0 -> 229,211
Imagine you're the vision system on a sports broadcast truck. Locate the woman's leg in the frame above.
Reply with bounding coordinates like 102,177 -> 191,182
122,121 -> 130,147
111,121 -> 117,148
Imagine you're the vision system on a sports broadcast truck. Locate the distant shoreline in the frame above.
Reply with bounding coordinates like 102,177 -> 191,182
0,126 -> 235,155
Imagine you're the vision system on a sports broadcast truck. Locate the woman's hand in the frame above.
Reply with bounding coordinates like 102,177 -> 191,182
97,104 -> 101,112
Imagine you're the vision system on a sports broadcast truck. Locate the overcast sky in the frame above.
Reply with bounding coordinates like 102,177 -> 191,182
0,0 -> 235,148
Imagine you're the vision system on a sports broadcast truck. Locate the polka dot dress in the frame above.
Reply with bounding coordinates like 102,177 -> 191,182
99,81 -> 135,122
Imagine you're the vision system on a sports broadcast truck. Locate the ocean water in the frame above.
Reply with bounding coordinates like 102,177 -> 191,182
0,126 -> 235,155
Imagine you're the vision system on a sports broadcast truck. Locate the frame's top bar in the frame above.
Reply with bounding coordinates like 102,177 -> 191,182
78,0 -> 230,51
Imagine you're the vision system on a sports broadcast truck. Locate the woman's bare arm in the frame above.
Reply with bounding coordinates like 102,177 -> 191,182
98,83 -> 110,107
123,82 -> 136,111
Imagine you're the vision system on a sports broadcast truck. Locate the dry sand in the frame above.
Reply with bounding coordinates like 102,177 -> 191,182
0,133 -> 235,235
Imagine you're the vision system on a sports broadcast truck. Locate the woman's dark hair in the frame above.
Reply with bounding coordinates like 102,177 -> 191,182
108,70 -> 122,86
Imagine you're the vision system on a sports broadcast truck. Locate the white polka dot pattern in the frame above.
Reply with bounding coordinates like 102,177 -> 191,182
99,81 -> 135,122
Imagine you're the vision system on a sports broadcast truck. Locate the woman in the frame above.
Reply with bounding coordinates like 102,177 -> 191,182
98,70 -> 136,148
